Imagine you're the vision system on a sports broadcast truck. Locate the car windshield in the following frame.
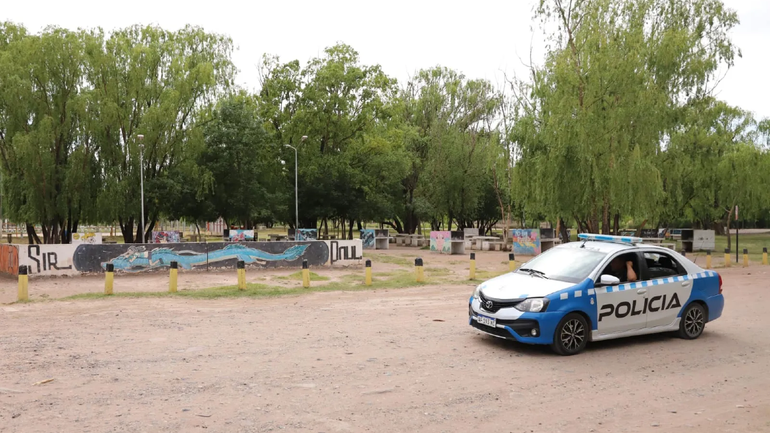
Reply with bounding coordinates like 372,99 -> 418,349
517,247 -> 607,283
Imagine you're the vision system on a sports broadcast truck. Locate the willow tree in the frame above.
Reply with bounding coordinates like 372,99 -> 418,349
85,25 -> 234,242
0,24 -> 98,243
513,0 -> 740,239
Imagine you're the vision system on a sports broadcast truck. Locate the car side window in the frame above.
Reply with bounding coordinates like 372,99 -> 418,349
643,252 -> 686,280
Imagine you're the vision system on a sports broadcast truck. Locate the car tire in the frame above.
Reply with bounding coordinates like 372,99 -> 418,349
551,313 -> 589,356
678,302 -> 707,340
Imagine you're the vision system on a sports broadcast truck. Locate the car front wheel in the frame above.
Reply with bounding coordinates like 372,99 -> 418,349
678,303 -> 706,339
551,313 -> 589,356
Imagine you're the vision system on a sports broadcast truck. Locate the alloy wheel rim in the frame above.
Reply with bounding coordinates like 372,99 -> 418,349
560,319 -> 585,351
685,307 -> 704,337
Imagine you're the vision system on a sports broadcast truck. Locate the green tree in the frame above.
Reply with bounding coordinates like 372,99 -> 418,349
85,24 -> 235,242
512,0 -> 740,239
0,24 -> 97,243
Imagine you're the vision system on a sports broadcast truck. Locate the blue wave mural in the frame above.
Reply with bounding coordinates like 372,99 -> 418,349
101,243 -> 309,272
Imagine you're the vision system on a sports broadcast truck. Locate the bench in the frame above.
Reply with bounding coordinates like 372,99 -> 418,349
482,241 -> 504,251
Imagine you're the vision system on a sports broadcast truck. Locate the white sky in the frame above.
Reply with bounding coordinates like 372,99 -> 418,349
3,0 -> 768,119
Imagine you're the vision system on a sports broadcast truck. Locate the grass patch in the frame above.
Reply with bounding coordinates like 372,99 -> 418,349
275,271 -> 330,282
61,268 -> 472,302
472,269 -> 509,281
425,267 -> 451,276
365,254 -> 414,267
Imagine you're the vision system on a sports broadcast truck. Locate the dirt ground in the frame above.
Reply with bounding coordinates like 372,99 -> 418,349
1,249 -> 769,432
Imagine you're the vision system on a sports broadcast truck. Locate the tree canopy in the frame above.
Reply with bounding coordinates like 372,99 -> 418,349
1,1 -> 769,244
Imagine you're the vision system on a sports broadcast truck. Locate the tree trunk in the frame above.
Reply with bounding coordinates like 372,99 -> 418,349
341,219 -> 346,240
725,208 -> 732,252
559,217 -> 570,243
601,198 -> 610,234
613,213 -> 620,236
26,223 -> 41,244
634,219 -> 647,237
348,218 -> 354,240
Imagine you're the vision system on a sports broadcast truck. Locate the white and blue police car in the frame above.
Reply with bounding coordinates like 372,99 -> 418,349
469,233 -> 724,355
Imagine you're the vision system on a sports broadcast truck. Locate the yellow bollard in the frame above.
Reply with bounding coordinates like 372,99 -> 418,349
743,249 -> 749,268
365,260 -> 372,286
415,258 -> 425,283
169,261 -> 178,293
724,249 -> 730,268
469,253 -> 476,280
763,247 -> 768,266
509,253 -> 515,271
17,265 -> 29,302
237,260 -> 246,290
302,259 -> 310,288
706,251 -> 712,270
104,263 -> 114,295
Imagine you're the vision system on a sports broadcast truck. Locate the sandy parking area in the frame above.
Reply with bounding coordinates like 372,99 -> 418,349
1,250 -> 769,432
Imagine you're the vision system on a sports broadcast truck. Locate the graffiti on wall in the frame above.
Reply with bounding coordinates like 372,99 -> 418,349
430,231 -> 451,254
325,240 -> 363,265
22,244 -> 78,276
16,241 -> 333,277
72,242 -> 329,274
297,229 -> 317,241
360,229 -> 375,249
153,231 -> 182,243
511,229 -> 541,256
0,245 -> 19,276
228,230 -> 255,241
72,232 -> 103,244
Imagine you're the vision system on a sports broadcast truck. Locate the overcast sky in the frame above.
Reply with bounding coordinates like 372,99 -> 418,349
3,0 -> 768,119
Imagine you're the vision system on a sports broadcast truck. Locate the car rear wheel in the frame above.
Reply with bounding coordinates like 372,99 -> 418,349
678,303 -> 706,340
551,313 -> 589,356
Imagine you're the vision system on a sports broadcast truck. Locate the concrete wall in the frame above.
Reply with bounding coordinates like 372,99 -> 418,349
3,240 -> 351,278
325,240 -> 363,265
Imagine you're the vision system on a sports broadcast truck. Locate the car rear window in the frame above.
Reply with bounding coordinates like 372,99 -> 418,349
518,247 -> 607,283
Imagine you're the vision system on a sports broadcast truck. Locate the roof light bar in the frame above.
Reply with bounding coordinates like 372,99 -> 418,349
577,233 -> 643,245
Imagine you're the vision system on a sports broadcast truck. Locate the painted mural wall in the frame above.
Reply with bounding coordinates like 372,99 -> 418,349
324,240 -> 363,265
297,229 -> 317,241
72,232 -> 103,244
228,230 -> 255,241
511,229 -> 541,256
19,244 -> 79,276
360,229 -> 375,249
0,245 -> 19,276
152,231 -> 182,243
13,241 -> 333,277
430,231 -> 451,254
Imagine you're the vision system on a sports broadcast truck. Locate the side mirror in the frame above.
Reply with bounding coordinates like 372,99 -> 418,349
599,274 -> 620,286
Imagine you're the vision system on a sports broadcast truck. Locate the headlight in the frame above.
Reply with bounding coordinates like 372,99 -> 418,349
472,285 -> 482,299
515,298 -> 549,312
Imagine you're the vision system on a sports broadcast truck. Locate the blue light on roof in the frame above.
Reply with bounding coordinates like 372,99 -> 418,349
577,233 -> 643,244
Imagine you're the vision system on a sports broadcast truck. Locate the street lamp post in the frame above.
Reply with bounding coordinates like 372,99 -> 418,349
138,134 -> 145,244
284,136 -> 307,236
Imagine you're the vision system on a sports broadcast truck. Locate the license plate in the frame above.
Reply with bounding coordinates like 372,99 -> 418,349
477,315 -> 496,328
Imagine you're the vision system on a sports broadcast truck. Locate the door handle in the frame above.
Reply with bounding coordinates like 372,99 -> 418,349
637,289 -> 647,295
681,281 -> 691,287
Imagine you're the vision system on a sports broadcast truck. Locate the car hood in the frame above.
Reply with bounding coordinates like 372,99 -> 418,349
478,272 -> 576,300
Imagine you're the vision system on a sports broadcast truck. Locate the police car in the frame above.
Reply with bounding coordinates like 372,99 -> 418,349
469,233 -> 724,355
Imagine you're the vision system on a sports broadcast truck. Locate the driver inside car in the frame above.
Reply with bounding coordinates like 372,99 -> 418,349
605,255 -> 638,283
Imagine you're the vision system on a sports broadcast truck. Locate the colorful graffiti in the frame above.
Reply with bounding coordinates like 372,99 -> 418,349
72,232 -> 103,244
0,245 -> 19,276
360,229 -> 375,249
512,229 -> 541,256
153,231 -> 182,243
297,229 -> 317,241
100,243 -> 308,272
228,230 -> 255,241
430,231 -> 451,254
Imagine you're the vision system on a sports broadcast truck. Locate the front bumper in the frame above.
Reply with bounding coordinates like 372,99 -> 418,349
468,297 -> 558,345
